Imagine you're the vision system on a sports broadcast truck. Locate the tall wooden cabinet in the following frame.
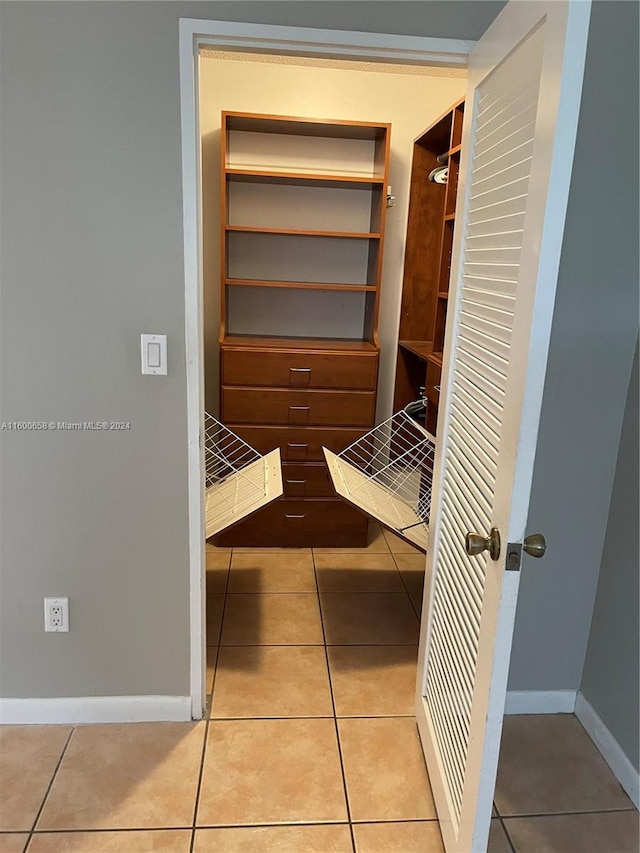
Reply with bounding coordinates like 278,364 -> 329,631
393,99 -> 464,435
215,112 -> 391,547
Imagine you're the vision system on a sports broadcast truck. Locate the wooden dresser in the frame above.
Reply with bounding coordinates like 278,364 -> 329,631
214,112 -> 391,547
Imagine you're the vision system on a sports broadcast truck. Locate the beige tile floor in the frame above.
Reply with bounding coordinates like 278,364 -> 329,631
0,524 -> 637,852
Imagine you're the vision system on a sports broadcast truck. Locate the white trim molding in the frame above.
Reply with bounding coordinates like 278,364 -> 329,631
178,17 -> 475,723
575,692 -> 640,810
181,19 -> 473,67
0,696 -> 192,725
180,16 -> 207,724
505,689 -> 577,715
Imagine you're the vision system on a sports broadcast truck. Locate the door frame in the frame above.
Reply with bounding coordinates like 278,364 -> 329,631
178,17 -> 475,719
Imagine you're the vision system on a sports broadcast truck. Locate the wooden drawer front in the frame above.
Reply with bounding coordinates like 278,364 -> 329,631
282,463 -> 334,498
227,425 -> 366,462
223,347 -> 378,390
222,388 -> 375,427
214,498 -> 368,548
426,360 -> 442,405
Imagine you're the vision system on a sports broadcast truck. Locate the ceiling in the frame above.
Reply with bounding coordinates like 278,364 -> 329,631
190,1 -> 508,42
200,49 -> 467,78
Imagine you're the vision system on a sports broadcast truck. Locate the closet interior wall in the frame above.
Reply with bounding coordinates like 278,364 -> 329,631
199,51 -> 466,547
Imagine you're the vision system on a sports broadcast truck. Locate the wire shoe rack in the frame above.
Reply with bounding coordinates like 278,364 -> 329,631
324,410 -> 436,551
204,413 -> 282,538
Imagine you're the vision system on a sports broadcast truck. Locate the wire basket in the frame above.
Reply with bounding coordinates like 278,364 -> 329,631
324,411 -> 436,551
204,413 -> 282,538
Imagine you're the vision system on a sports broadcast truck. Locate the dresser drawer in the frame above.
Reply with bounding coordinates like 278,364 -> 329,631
214,498 -> 368,548
222,387 -> 375,427
223,346 -> 378,390
282,462 -> 334,498
227,425 -> 366,462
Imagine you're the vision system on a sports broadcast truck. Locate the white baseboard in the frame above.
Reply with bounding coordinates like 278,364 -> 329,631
575,692 -> 639,810
0,695 -> 192,725
505,689 -> 577,715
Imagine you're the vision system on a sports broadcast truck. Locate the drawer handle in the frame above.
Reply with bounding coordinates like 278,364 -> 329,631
285,514 -> 306,519
290,368 -> 311,373
287,443 -> 308,449
286,479 -> 307,485
289,406 -> 311,411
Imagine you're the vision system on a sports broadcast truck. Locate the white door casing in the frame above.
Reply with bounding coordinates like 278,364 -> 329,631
416,3 -> 591,851
179,19 -> 474,720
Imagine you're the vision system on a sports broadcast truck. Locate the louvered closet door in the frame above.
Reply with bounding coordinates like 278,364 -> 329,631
415,3 -> 591,852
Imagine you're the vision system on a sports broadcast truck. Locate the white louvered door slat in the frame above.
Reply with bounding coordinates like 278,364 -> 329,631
415,3 -> 591,851
465,246 -> 522,265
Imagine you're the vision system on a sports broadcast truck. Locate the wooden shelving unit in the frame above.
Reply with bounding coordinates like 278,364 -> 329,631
216,111 -> 391,547
394,98 -> 464,435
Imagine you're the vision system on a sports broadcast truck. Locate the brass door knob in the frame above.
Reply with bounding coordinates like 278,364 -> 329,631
523,533 -> 546,558
465,527 -> 501,561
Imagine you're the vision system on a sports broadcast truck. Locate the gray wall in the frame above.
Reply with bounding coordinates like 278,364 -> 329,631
580,343 -> 639,771
0,1 -> 502,699
508,1 -> 639,693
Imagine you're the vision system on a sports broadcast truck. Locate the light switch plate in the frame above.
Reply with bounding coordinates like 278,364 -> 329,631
141,334 -> 167,375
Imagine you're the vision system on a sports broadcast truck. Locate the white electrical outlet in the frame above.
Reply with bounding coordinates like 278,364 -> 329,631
44,597 -> 69,632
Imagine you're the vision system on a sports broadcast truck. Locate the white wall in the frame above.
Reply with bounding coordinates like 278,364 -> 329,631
199,53 -> 466,418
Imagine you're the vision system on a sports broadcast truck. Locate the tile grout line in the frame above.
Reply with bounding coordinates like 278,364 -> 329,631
190,546 -> 233,853
28,827 -> 202,836
189,703 -> 211,853
22,808 -> 637,838
217,642 -> 418,647
496,810 -> 518,853
196,713 -> 416,721
379,537 -> 438,830
27,725 -> 75,842
311,546 -> 357,853
222,591 -> 418,596
210,549 -> 232,649
335,817 -> 441,826
497,806 -> 639,819
389,549 -> 423,621
25,819 -> 442,835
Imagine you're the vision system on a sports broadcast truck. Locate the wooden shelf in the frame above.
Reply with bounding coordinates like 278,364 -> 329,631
222,335 -> 378,352
427,352 -> 443,368
446,143 -> 462,157
225,278 -> 377,293
399,340 -> 434,361
224,111 -> 389,140
438,292 -> 449,299
444,213 -> 456,222
225,225 -> 380,240
226,168 -> 384,188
